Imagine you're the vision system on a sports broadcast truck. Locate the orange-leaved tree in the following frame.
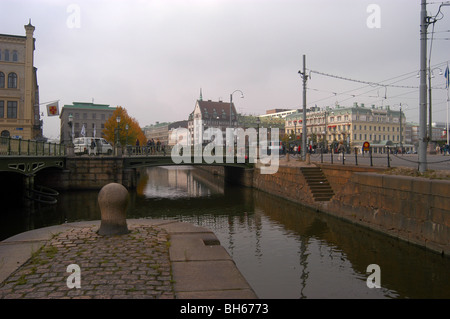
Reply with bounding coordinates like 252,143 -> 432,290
103,106 -> 147,146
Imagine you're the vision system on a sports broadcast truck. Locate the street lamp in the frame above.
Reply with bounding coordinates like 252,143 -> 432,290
256,117 -> 260,160
230,90 -> 244,127
125,124 -> 129,146
116,115 -> 121,147
394,103 -> 407,154
68,113 -> 73,143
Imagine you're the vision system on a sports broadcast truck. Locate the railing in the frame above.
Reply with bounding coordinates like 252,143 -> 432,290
124,145 -> 172,156
283,146 -> 450,170
0,137 -> 66,156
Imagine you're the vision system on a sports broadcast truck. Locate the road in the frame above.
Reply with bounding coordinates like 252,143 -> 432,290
285,152 -> 450,171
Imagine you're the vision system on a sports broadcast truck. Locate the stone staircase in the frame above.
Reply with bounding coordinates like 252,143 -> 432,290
300,167 -> 335,202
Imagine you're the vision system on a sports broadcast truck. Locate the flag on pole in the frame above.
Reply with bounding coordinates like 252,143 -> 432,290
81,124 -> 86,137
445,65 -> 450,89
46,101 -> 59,116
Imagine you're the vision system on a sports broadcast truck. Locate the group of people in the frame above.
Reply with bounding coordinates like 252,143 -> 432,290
437,143 -> 450,155
132,138 -> 165,155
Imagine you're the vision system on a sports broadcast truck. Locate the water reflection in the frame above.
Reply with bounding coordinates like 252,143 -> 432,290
1,166 -> 450,299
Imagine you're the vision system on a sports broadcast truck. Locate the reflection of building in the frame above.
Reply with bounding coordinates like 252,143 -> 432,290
143,167 -> 224,198
285,103 -> 407,151
0,21 -> 41,140
60,102 -> 115,144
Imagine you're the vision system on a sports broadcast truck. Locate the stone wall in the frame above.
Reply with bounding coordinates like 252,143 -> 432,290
36,157 -> 137,191
252,166 -> 316,206
327,172 -> 450,256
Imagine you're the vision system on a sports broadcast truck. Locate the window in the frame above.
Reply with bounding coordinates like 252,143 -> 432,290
83,113 -> 87,119
0,49 -> 2,60
8,73 -> 17,88
0,72 -> 4,88
92,113 -> 96,119
7,101 -> 17,118
0,101 -> 4,118
4,50 -> 9,61
12,51 -> 18,62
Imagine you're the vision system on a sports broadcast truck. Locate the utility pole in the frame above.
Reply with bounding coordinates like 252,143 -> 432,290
299,54 -> 308,161
419,0 -> 428,172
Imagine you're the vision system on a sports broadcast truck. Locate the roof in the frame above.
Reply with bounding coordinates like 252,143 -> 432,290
62,102 -> 114,110
196,100 -> 237,120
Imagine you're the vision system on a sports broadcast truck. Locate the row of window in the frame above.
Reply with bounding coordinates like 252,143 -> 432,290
290,125 -> 403,135
0,72 -> 18,88
73,112 -> 107,120
354,134 -> 400,142
0,49 -> 19,62
72,122 -> 105,129
0,100 -> 18,119
288,115 -> 401,125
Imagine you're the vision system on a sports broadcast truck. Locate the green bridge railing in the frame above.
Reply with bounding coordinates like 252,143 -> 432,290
0,137 -> 66,156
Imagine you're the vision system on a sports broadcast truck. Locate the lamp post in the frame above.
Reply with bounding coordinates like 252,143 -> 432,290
125,124 -> 129,146
394,103 -> 407,154
256,117 -> 260,160
230,90 -> 244,127
116,115 -> 121,146
67,113 -> 74,156
116,115 -> 121,156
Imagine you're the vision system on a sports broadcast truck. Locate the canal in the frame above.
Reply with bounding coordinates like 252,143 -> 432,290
1,166 -> 449,299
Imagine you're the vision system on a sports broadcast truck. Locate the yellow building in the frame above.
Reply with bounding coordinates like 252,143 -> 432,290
0,21 -> 41,140
285,103 -> 407,153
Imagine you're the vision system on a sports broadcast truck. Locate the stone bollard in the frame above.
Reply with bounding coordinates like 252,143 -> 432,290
97,183 -> 130,236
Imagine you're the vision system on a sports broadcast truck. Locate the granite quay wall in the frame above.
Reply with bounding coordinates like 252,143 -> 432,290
327,172 -> 450,256
249,164 -> 449,256
35,157 -> 138,191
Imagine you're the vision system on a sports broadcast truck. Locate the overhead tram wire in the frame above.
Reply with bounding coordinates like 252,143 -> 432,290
306,62 -> 450,107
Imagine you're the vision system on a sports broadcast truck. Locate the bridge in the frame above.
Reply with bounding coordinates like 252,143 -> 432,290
0,137 -> 65,175
0,137 -> 253,175
0,137 -> 255,197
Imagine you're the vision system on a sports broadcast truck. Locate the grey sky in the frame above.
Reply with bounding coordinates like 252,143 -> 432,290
2,0 -> 449,139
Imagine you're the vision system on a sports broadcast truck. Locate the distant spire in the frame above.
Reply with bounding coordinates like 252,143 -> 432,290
199,88 -> 203,101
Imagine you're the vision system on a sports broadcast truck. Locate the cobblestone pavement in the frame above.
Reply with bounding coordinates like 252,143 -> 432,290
0,224 -> 175,299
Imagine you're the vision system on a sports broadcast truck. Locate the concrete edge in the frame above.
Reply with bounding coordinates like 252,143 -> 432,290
0,219 -> 258,299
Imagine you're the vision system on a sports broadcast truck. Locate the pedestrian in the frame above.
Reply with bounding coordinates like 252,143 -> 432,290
135,138 -> 140,154
89,139 -> 96,156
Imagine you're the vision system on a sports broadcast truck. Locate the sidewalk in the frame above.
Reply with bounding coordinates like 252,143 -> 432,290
0,219 -> 257,299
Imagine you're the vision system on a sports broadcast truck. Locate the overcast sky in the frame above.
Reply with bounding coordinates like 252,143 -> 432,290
2,0 -> 450,139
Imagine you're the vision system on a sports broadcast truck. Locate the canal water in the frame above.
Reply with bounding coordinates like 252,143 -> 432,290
1,166 -> 449,299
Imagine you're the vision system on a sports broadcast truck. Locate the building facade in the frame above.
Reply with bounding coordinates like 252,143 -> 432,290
188,99 -> 238,145
0,21 -> 41,140
60,102 -> 116,144
285,102 -> 409,153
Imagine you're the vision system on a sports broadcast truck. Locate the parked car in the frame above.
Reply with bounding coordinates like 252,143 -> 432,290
73,137 -> 113,155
